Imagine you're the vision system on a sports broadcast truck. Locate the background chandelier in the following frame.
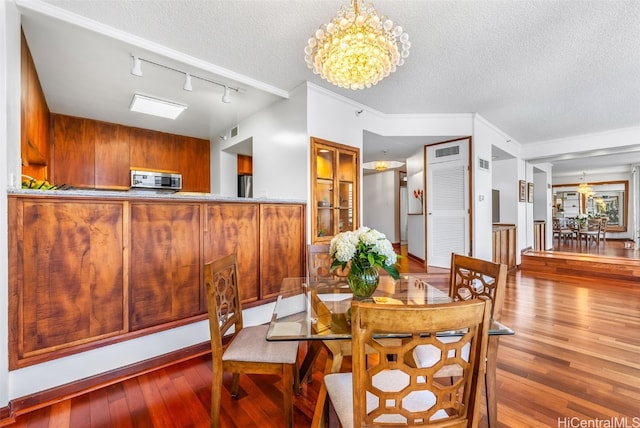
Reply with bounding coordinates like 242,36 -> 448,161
577,172 -> 594,196
304,0 -> 411,90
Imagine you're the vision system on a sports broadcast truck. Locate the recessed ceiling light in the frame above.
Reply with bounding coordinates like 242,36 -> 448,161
129,94 -> 187,120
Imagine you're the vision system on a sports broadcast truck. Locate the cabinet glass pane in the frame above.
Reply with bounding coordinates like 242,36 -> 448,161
337,152 -> 354,181
316,179 -> 333,208
317,149 -> 334,180
317,206 -> 334,238
338,181 -> 353,232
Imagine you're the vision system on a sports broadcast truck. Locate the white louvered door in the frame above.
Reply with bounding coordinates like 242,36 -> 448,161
426,141 -> 469,268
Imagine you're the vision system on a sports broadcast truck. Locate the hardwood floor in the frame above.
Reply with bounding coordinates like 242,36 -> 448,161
549,237 -> 639,258
6,246 -> 640,427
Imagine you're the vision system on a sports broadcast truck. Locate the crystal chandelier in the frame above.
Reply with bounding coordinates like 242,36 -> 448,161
577,172 -> 594,196
304,0 -> 411,90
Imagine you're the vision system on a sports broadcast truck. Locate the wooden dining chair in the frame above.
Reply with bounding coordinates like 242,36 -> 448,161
307,244 -> 349,280
578,218 -> 601,247
553,218 -> 573,243
412,253 -> 507,428
204,254 -> 300,428
597,216 -> 608,245
324,299 -> 491,428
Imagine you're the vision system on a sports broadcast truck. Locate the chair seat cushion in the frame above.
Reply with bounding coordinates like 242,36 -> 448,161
222,324 -> 298,364
324,371 -> 448,428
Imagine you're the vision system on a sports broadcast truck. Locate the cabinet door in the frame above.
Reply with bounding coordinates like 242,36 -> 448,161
129,128 -> 177,172
18,200 -> 125,361
52,114 -> 95,187
260,204 -> 305,299
205,203 -> 260,303
311,137 -> 359,243
95,122 -> 130,189
177,136 -> 210,192
130,203 -> 202,330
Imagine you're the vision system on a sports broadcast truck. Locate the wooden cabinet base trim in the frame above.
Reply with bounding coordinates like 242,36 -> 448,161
8,342 -> 210,420
13,314 -> 208,370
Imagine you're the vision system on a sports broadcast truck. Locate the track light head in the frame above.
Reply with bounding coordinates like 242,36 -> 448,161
221,86 -> 231,103
131,55 -> 142,77
183,73 -> 192,91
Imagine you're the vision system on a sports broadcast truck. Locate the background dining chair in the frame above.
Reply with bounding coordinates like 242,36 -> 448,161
204,254 -> 300,428
577,218 -> 601,247
307,243 -> 349,280
324,299 -> 491,428
412,253 -> 507,428
597,216 -> 608,245
553,217 -> 574,244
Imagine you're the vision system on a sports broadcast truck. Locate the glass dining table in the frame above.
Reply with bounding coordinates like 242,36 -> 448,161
266,274 -> 514,428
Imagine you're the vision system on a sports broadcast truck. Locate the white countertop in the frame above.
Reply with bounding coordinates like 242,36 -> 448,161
7,188 -> 306,204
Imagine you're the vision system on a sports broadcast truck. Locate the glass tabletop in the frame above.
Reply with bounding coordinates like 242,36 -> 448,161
266,275 -> 514,341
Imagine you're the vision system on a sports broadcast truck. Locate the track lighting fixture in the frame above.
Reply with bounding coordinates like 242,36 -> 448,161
131,55 -> 142,77
222,86 -> 231,103
183,73 -> 192,91
129,55 -> 240,104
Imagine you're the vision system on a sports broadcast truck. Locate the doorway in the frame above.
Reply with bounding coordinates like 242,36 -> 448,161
426,139 -> 471,268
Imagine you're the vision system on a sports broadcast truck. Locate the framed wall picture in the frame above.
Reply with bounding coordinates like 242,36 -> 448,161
527,182 -> 534,203
518,180 -> 526,202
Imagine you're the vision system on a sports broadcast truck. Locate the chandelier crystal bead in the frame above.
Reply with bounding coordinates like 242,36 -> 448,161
305,0 -> 410,90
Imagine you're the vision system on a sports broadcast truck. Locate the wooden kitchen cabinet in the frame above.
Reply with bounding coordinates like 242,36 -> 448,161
310,137 -> 359,243
52,114 -> 96,187
49,114 -> 209,191
129,127 -> 177,172
9,198 -> 125,367
492,224 -> 517,270
21,30 -> 50,180
9,195 -> 304,368
205,203 -> 260,303
175,135 -> 210,193
129,202 -> 203,330
95,122 -> 131,189
260,204 -> 305,299
52,114 -> 131,189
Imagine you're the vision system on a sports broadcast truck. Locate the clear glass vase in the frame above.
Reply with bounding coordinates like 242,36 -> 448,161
347,266 -> 379,299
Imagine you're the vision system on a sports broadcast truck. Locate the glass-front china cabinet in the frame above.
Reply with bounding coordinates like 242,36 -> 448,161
310,137 -> 360,243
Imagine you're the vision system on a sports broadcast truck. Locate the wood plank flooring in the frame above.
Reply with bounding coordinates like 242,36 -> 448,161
5,246 -> 640,427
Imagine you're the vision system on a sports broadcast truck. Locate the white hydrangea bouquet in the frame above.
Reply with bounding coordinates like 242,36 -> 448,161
329,227 -> 400,280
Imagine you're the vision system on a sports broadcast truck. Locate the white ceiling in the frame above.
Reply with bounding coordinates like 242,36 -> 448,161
17,0 -> 640,175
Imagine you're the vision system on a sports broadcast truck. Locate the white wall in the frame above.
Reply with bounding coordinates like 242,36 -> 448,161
492,158 -> 519,224
218,84 -> 308,201
472,115 -> 515,261
533,165 -> 553,249
405,150 -> 425,260
363,170 -> 398,243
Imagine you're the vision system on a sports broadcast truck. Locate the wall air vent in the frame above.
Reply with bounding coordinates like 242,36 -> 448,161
230,125 -> 239,138
435,145 -> 460,158
478,158 -> 490,170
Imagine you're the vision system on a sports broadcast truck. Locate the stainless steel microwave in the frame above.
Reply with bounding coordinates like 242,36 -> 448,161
131,170 -> 182,190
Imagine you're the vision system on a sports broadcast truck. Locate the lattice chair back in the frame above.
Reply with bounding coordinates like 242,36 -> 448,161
449,253 -> 507,321
204,254 -> 243,358
324,299 -> 490,427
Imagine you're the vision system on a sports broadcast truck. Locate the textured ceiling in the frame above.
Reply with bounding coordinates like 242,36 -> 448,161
19,0 -> 640,171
